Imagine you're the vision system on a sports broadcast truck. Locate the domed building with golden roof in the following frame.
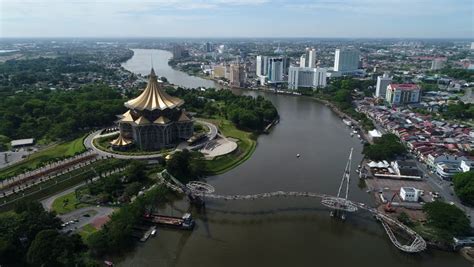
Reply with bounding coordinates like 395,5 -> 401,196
111,68 -> 193,151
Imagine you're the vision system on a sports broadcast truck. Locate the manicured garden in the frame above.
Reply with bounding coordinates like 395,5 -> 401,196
51,191 -> 90,215
202,118 -> 257,174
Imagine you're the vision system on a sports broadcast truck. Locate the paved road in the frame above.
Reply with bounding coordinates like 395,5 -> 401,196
415,160 -> 474,227
366,112 -> 474,227
40,167 -> 124,211
84,119 -> 218,159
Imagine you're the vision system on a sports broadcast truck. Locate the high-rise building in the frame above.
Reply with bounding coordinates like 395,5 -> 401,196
334,48 -> 360,72
307,48 -> 316,68
299,48 -> 316,68
212,65 -> 227,79
299,55 -> 306,68
431,58 -> 446,70
205,42 -> 213,53
375,73 -> 392,98
256,55 -> 269,76
288,67 -> 327,90
385,84 -> 421,105
229,64 -> 245,88
282,56 -> 290,75
268,58 -> 284,83
172,45 -> 188,59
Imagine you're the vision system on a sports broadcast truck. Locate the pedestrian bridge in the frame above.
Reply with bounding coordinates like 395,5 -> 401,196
157,171 -> 427,253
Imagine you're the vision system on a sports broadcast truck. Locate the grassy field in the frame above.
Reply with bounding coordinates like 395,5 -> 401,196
51,191 -> 89,215
0,135 -> 87,180
79,223 -> 98,240
202,118 -> 257,175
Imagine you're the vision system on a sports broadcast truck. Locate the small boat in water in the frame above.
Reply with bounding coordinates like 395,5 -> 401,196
296,154 -> 300,158
350,133 -> 354,137
151,228 -> 157,236
342,119 -> 352,126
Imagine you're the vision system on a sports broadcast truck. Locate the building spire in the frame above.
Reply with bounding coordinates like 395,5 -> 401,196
149,67 -> 156,79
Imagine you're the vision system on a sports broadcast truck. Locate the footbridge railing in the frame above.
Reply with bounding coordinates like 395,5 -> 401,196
157,171 -> 427,253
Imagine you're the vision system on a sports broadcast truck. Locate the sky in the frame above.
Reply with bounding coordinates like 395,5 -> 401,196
1,0 -> 473,38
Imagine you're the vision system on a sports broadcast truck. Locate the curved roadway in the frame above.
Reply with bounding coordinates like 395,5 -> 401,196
84,119 -> 218,159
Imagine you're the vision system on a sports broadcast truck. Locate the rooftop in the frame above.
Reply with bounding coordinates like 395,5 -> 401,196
125,68 -> 184,111
401,187 -> 416,193
389,83 -> 420,91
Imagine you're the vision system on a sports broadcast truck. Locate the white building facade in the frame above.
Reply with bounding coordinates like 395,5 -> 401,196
334,48 -> 360,72
400,187 -> 420,202
385,84 -> 421,105
288,66 -> 327,90
375,73 -> 392,98
268,58 -> 284,83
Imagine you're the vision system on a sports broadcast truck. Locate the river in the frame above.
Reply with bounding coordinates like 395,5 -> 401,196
120,49 -> 468,267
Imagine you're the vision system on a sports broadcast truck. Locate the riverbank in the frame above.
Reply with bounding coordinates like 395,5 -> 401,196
200,118 -> 257,175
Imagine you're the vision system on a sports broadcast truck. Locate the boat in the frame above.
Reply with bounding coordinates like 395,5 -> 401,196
357,134 -> 361,139
352,130 -> 358,134
342,119 -> 352,126
140,226 -> 156,242
350,133 -> 354,137
341,213 -> 346,220
296,154 -> 300,158
144,212 -> 195,230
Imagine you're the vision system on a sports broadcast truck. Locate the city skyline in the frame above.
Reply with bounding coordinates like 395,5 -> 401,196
1,0 -> 473,39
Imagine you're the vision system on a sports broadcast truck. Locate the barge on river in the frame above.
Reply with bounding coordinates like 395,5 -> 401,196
143,212 -> 195,230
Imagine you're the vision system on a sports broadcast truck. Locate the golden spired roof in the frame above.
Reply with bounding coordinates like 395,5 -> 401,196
110,134 -> 132,146
125,68 -> 184,111
177,111 -> 191,122
134,116 -> 150,125
153,116 -> 170,125
119,110 -> 135,123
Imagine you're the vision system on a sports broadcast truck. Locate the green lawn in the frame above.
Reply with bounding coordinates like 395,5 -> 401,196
0,135 -> 87,180
51,191 -> 89,215
202,118 -> 257,174
79,223 -> 98,241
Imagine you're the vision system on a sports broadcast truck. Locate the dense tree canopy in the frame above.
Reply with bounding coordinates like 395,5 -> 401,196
169,88 -> 279,131
0,201 -> 86,266
166,149 -> 205,182
440,68 -> 474,82
0,84 -> 125,142
87,186 -> 169,257
362,134 -> 406,160
423,201 -> 470,241
441,102 -> 474,120
453,171 -> 474,206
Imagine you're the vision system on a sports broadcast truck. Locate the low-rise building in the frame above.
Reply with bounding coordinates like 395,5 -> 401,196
400,187 -> 420,202
11,138 -> 35,148
460,160 -> 474,172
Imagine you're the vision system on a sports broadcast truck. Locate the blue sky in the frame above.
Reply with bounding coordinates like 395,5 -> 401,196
1,0 -> 473,38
